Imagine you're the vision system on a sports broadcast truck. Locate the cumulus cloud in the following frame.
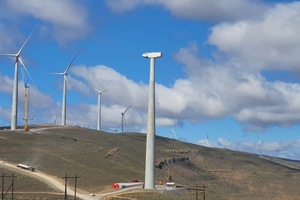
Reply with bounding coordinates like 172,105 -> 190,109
174,43 -> 300,131
208,2 -> 300,71
0,24 -> 18,52
71,65 -> 148,107
1,0 -> 89,43
0,71 -> 59,126
106,0 -> 267,21
70,64 -> 196,130
106,0 -> 141,13
61,39 -> 300,132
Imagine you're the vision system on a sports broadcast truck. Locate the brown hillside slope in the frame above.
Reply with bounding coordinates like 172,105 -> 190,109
0,126 -> 299,200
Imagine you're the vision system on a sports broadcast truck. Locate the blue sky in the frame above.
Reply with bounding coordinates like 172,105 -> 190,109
1,0 -> 300,160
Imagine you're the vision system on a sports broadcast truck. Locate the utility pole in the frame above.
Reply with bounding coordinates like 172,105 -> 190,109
62,174 -> 79,200
188,184 -> 206,200
1,173 -> 15,200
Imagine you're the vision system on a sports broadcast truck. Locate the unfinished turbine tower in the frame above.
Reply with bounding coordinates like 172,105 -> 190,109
94,87 -> 108,131
121,104 -> 134,133
0,27 -> 36,130
23,81 -> 30,131
142,52 -> 162,189
53,49 -> 80,126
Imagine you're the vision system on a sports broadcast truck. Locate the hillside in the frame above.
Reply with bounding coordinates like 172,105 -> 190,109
0,126 -> 299,200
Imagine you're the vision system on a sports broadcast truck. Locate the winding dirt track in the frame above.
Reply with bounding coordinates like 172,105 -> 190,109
0,161 -> 140,200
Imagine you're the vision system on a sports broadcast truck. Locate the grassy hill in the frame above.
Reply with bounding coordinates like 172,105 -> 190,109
0,126 -> 299,199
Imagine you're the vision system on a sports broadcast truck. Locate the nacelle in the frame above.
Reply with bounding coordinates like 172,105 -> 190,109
142,52 -> 162,58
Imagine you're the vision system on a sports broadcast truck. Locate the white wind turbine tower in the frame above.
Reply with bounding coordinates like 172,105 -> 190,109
0,27 -> 36,130
23,80 -> 30,131
52,49 -> 80,126
94,87 -> 108,131
170,128 -> 177,140
255,139 -> 263,157
170,121 -> 177,139
199,133 -> 210,147
121,104 -> 134,133
110,124 -> 120,133
205,133 -> 210,147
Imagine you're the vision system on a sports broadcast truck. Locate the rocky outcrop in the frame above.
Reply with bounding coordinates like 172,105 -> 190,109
105,147 -> 120,158
156,156 -> 189,169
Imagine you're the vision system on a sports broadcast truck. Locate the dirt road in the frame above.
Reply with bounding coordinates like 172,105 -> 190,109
0,161 -> 141,200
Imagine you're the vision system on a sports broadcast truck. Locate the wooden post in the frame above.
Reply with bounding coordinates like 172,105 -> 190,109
2,173 -> 4,200
62,174 -> 79,200
188,184 -> 206,200
64,174 -> 68,200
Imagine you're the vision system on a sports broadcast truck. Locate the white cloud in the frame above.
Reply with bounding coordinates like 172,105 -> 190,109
106,0 -> 267,21
208,2 -> 300,70
69,64 -> 195,129
0,73 -> 13,94
174,43 -> 300,131
0,71 -> 59,126
65,40 -> 300,132
0,24 -> 18,52
155,0 -> 267,21
1,0 -> 89,43
106,0 -> 141,13
71,65 -> 148,107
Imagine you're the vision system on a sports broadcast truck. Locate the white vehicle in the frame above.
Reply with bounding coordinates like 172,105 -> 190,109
16,164 -> 35,172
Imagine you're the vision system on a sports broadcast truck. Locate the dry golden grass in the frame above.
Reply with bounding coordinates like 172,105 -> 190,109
0,126 -> 299,199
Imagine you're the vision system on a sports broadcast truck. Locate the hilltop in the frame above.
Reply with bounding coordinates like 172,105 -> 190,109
0,126 -> 299,200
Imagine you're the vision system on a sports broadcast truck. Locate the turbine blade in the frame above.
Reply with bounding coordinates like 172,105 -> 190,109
101,89 -> 109,94
93,87 -> 109,94
124,103 -> 134,114
93,86 -> 101,93
256,140 -> 262,148
19,57 -> 38,89
0,53 -> 17,57
50,72 -> 64,75
17,24 -> 38,56
65,75 -> 71,89
124,114 -> 127,132
64,49 -> 81,74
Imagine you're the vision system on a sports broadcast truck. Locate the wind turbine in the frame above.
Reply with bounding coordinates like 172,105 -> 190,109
52,49 -> 80,126
93,87 -> 108,131
205,133 -> 210,147
143,51 -> 162,189
199,133 -> 210,147
255,139 -> 262,157
121,104 -> 134,133
170,121 -> 177,139
170,127 -> 177,140
221,138 -> 231,149
110,124 -> 120,133
0,27 -> 36,130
